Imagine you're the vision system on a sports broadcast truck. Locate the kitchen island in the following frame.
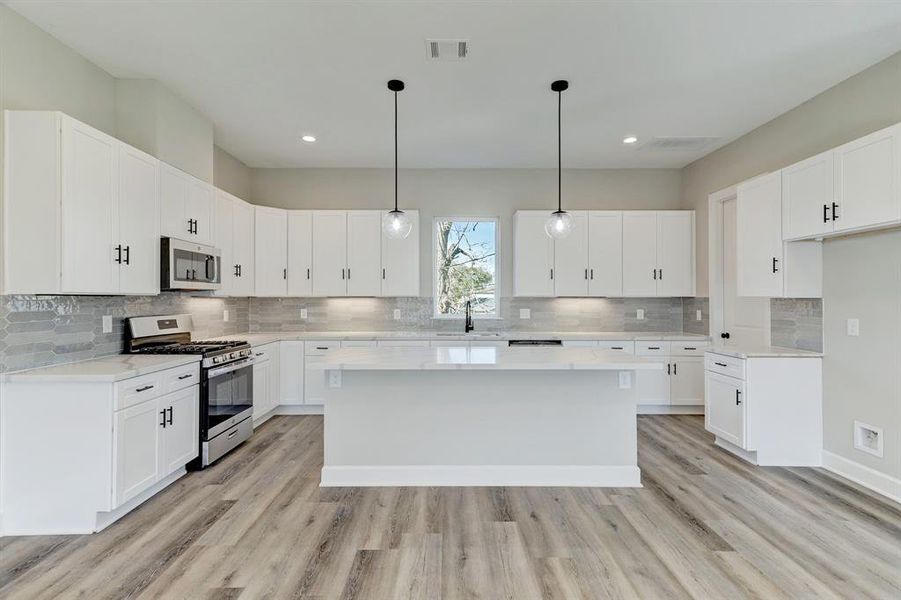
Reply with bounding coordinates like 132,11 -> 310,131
311,345 -> 662,487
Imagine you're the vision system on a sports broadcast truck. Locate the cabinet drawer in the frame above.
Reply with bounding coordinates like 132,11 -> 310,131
305,340 -> 340,355
636,341 -> 670,356
431,340 -> 469,348
161,362 -> 200,395
670,342 -> 710,357
561,341 -> 598,348
378,340 -> 429,347
115,371 -> 163,410
341,340 -> 378,348
705,352 -> 746,379
597,341 -> 635,354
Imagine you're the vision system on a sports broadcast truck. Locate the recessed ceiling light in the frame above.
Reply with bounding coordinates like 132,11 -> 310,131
623,136 -> 638,144
301,134 -> 316,143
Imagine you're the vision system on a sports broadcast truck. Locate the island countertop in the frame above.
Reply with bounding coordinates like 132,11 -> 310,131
308,346 -> 665,371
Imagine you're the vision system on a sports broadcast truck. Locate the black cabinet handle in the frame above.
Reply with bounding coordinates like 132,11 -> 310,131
648,346 -> 660,350
832,202 -> 839,221
684,347 -> 696,350
659,268 -> 663,280
283,268 -> 287,280
347,268 -> 351,279
341,268 -> 345,280
177,373 -> 193,380
136,385 -> 154,392
720,332 -> 730,339
667,363 -> 671,375
115,245 -> 122,264
307,268 -> 311,280
188,219 -> 193,233
124,246 -> 130,265
316,346 -> 328,350
166,406 -> 173,425
550,268 -> 554,280
714,362 -> 727,367
735,390 -> 742,406
191,269 -> 197,280
238,264 -> 242,277
772,257 -> 779,273
673,363 -> 677,375
160,410 -> 167,428
584,269 -> 588,280
234,264 -> 240,277
653,268 -> 657,280
382,268 -> 386,280
590,268 -> 594,280
611,346 -> 623,350
823,204 -> 830,223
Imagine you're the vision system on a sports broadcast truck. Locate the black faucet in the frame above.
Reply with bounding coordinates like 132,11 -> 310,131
464,300 -> 474,333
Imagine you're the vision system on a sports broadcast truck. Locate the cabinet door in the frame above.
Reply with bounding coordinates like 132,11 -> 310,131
635,358 -> 670,405
705,372 -> 746,448
232,200 -> 255,296
254,206 -> 288,297
118,144 -> 160,295
113,399 -> 162,506
347,211 -> 382,296
160,387 -> 198,474
60,116 -> 120,294
781,150 -> 834,239
656,211 -> 694,297
303,356 -> 329,405
381,210 -> 420,297
160,165 -> 190,240
553,211 -> 589,296
287,211 -> 313,296
252,358 -> 272,418
186,177 -> 215,245
670,358 -> 704,406
833,123 -> 901,232
279,341 -> 305,405
622,212 -> 658,296
736,172 -> 784,297
513,211 -> 555,297
588,211 -> 623,296
312,211 -> 348,296
213,191 -> 235,296
267,343 -> 281,410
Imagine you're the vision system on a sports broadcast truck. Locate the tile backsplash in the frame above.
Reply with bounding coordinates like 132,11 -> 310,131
770,298 -> 824,352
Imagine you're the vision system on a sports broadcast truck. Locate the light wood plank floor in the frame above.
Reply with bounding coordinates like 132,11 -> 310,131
2,415 -> 899,599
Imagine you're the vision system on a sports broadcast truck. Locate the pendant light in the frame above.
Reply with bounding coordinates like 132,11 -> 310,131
382,79 -> 413,239
545,79 -> 574,239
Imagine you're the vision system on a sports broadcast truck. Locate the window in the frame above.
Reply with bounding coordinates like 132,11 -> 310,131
434,218 -> 498,317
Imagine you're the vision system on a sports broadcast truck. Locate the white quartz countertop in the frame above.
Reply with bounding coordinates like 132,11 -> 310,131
210,331 -> 710,347
308,346 -> 665,371
1,354 -> 201,383
706,345 -> 822,359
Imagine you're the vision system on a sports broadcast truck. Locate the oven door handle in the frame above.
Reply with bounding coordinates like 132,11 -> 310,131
206,357 -> 254,378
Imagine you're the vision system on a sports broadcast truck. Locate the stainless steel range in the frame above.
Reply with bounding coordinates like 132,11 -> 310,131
127,314 -> 254,468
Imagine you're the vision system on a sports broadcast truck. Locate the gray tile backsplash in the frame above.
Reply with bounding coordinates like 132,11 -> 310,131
770,298 -> 823,352
681,297 -> 709,336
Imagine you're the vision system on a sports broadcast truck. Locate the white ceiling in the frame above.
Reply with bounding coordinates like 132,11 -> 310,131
7,1 -> 901,169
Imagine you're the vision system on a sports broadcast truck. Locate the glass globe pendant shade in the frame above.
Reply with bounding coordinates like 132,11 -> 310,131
382,209 -> 413,239
545,210 -> 574,239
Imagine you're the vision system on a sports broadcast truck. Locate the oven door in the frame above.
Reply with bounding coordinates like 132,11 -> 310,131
202,358 -> 254,440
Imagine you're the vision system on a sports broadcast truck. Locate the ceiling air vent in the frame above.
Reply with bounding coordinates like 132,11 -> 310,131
642,136 -> 721,152
426,39 -> 469,61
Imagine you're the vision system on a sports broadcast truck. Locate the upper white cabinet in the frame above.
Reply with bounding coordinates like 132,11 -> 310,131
160,164 -> 214,245
346,211 -> 382,296
587,211 -> 623,297
513,211 -> 555,297
783,122 -> 901,241
622,211 -> 694,297
622,212 -> 659,296
737,172 -> 822,298
254,206 -> 288,297
3,111 -> 160,295
312,211 -> 348,296
381,210 -> 420,297
213,190 -> 255,297
553,210 -> 589,296
287,211 -> 313,297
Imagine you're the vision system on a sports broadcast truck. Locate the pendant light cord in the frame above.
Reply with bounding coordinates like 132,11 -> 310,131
557,88 -> 562,212
394,88 -> 399,213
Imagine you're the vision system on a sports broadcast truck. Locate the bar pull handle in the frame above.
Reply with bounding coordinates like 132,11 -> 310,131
341,268 -> 345,280
136,385 -> 154,393
227,429 -> 238,439
611,346 -> 623,350
673,362 -> 677,375
659,268 -> 663,280
550,268 -> 554,280
283,268 -> 287,280
823,204 -> 830,223
584,268 -> 588,280
667,363 -> 671,375
832,202 -> 839,221
653,268 -> 657,280
160,410 -> 167,428
307,268 -> 310,280
166,406 -> 173,425
115,245 -> 122,264
590,268 -> 594,280
382,268 -> 386,280
735,390 -> 742,405
714,361 -> 727,367
177,373 -> 193,380
124,246 -> 130,265
772,257 -> 779,273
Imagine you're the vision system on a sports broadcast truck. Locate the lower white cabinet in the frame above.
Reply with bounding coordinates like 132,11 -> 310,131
635,341 -> 708,408
304,340 -> 341,405
279,341 -> 305,405
704,350 -> 822,466
252,342 -> 280,421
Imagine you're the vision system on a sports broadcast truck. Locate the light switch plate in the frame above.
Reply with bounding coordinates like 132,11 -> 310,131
696,309 -> 703,322
636,309 -> 645,320
300,308 -> 308,319
223,309 -> 229,322
519,308 -> 531,319
847,318 -> 860,336
393,309 -> 401,320
102,315 -> 113,334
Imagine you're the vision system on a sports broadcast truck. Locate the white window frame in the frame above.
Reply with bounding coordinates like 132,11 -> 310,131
432,216 -> 501,319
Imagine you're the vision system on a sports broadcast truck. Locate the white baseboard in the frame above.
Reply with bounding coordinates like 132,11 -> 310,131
822,450 -> 901,505
94,469 -> 187,533
275,405 -> 324,415
320,465 -> 642,488
638,404 -> 704,415
713,437 -> 759,464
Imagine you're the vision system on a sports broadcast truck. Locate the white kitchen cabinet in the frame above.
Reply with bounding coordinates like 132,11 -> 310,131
232,199 -> 255,296
635,357 -> 671,405
670,357 -> 705,406
635,341 -> 708,409
381,210 -> 420,297
279,340 -> 305,406
113,399 -> 162,505
304,340 -> 340,405
312,211 -> 348,296
3,111 -> 161,295
252,342 -> 280,421
553,210 -> 589,296
160,164 -> 214,245
254,206 -> 288,297
737,172 -> 822,298
781,150 -> 834,240
705,371 -> 746,448
287,211 -> 313,296
513,211 -> 555,297
347,211 -> 382,296
213,190 -> 236,296
160,387 -> 199,473
656,211 -> 695,297
833,122 -> 901,233
587,211 -> 623,296
622,212 -> 659,296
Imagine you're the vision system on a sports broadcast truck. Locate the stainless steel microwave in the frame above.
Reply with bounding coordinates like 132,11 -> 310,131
161,237 -> 221,291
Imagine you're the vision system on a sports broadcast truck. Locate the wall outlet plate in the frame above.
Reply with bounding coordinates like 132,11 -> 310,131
223,309 -> 229,322
618,371 -> 632,389
847,318 -> 860,336
519,308 -> 531,319
393,309 -> 401,320
102,315 -> 113,334
328,370 -> 342,388
696,309 -> 703,322
636,309 -> 645,320
300,308 -> 308,319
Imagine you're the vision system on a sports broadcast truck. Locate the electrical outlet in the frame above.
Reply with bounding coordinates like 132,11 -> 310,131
847,318 -> 860,336
696,309 -> 703,322
636,309 -> 645,320
520,308 -> 531,319
102,315 -> 113,334
328,370 -> 342,388
223,309 -> 230,322
854,421 -> 883,457
393,309 -> 401,320
300,308 -> 308,319
618,371 -> 632,389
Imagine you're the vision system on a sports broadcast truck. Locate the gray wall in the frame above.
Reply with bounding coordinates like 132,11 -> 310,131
251,167 -> 683,297
214,145 -> 253,199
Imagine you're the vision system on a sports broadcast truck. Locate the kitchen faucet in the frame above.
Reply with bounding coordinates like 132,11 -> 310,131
464,300 -> 474,333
